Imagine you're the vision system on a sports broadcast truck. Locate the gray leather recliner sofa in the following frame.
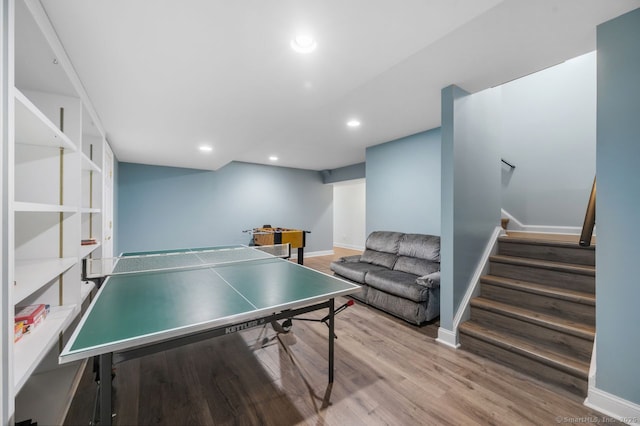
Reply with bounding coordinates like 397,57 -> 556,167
330,231 -> 441,325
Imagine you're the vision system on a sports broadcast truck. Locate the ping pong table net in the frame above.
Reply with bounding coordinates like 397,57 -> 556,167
83,244 -> 291,279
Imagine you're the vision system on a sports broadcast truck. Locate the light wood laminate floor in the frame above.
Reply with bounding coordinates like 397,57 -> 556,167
64,247 -> 616,425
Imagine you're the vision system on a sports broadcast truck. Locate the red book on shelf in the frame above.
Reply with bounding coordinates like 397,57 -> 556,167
15,304 -> 48,333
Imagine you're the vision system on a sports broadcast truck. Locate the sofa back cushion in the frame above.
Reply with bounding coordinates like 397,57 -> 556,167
398,234 -> 440,262
358,231 -> 404,269
365,231 -> 404,253
393,234 -> 441,276
360,249 -> 397,269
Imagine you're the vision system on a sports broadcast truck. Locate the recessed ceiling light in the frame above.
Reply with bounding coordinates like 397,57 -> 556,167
199,145 -> 213,153
269,155 -> 278,161
290,35 -> 317,54
347,119 -> 361,128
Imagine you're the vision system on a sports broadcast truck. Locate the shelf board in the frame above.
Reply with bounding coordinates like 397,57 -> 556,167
14,257 -> 78,304
14,201 -> 78,213
14,359 -> 85,426
14,89 -> 78,151
80,207 -> 101,214
81,152 -> 102,173
80,242 -> 101,258
14,304 -> 80,393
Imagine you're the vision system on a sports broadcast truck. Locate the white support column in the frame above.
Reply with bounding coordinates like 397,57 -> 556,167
1,1 -> 16,424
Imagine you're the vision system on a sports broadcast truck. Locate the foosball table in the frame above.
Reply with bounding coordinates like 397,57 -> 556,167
246,226 -> 310,264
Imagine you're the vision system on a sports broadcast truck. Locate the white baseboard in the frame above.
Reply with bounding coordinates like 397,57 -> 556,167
512,225 -> 583,235
436,226 -> 502,350
436,327 -> 460,348
333,242 -> 365,251
585,386 -> 640,424
501,208 -> 594,236
501,208 -> 525,230
453,226 -> 502,332
436,226 -> 504,348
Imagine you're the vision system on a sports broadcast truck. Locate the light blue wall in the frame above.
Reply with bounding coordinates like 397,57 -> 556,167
365,129 -> 441,236
116,161 -> 333,255
596,8 -> 640,405
500,52 -> 596,227
440,85 -> 501,331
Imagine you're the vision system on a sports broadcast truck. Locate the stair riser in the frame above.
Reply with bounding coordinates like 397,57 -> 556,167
470,307 -> 593,363
480,283 -> 595,326
459,333 -> 588,398
499,241 -> 595,266
490,262 -> 595,294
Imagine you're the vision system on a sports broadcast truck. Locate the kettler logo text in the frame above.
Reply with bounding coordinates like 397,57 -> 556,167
225,320 -> 258,334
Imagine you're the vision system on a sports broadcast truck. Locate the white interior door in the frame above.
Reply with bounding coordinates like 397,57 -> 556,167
333,179 -> 366,250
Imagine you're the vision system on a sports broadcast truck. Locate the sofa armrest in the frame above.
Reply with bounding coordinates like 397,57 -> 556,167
416,271 -> 440,289
336,255 -> 362,263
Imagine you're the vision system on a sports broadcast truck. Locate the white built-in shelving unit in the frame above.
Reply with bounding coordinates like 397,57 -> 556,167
1,1 -> 114,424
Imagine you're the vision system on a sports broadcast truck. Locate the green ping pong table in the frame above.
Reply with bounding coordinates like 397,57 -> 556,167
60,245 -> 360,425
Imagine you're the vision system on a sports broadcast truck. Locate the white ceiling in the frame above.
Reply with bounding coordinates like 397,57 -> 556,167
26,0 -> 640,171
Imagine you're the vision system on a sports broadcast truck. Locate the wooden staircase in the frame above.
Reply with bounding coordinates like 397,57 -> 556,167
459,234 -> 595,398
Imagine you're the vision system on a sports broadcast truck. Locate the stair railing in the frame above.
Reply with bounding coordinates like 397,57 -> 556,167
580,177 -> 596,247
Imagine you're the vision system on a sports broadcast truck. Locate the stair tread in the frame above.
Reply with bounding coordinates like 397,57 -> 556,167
481,275 -> 596,305
470,297 -> 595,340
498,236 -> 595,250
459,321 -> 590,379
490,254 -> 595,276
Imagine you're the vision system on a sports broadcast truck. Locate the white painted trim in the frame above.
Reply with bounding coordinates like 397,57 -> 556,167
583,316 -> 640,424
501,208 -> 525,230
585,386 -> 640,424
588,335 -> 597,388
454,226 -> 503,327
436,327 -> 460,348
334,242 -> 365,251
501,208 -> 595,236
514,225 -> 583,235
437,226 -> 503,349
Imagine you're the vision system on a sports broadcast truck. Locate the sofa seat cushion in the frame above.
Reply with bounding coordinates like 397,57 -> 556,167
393,256 -> 439,277
364,270 -> 429,303
330,261 -> 387,283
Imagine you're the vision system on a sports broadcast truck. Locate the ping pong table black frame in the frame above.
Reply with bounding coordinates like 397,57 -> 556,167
95,298 -> 336,425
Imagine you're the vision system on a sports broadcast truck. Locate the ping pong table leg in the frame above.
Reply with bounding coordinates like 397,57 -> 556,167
328,298 -> 335,383
99,352 -> 113,425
